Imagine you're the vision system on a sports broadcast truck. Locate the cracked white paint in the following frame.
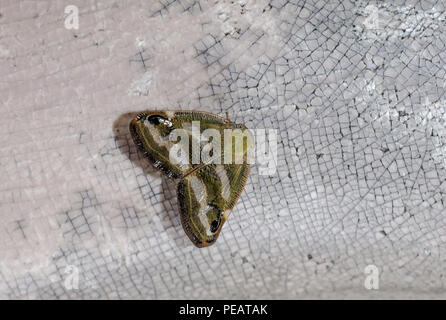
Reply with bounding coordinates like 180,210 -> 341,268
1,0 -> 446,300
354,2 -> 446,43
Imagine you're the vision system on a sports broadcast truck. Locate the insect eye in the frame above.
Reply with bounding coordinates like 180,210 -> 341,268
146,115 -> 173,136
210,219 -> 220,233
147,115 -> 171,126
208,204 -> 223,233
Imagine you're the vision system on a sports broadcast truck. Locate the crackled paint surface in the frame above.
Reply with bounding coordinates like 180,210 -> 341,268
1,0 -> 446,299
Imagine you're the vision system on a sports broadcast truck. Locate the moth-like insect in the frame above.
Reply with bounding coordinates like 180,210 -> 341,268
130,110 -> 252,247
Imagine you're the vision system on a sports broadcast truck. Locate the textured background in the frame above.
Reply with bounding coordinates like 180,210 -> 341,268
1,0 -> 446,299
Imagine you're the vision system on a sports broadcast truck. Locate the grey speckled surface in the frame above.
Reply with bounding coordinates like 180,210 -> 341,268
1,0 -> 446,299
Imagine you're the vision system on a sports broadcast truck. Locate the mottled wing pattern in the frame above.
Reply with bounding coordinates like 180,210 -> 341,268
130,110 -> 228,179
178,162 -> 250,247
130,111 -> 189,179
130,110 -> 251,247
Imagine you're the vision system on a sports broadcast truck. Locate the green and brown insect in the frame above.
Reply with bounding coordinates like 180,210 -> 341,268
130,110 -> 252,247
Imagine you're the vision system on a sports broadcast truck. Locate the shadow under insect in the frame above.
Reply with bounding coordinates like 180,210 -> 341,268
114,110 -> 251,248
113,112 -> 191,248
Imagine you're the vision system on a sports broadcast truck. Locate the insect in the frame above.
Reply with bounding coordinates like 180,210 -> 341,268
130,110 -> 252,247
